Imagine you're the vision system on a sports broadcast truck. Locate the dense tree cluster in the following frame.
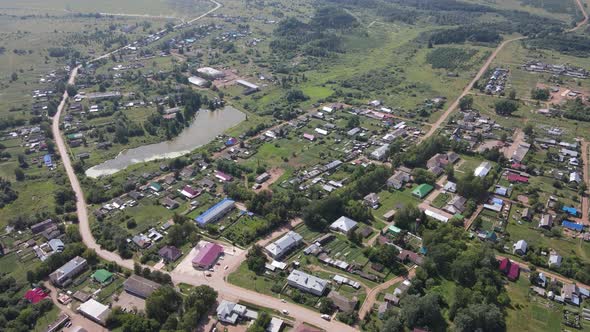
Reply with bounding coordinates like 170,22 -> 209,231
270,7 -> 358,57
562,98 -> 590,122
494,99 -> 519,116
531,88 -> 550,100
429,26 -> 501,45
0,178 -> 18,208
0,275 -> 54,331
405,224 -> 509,331
426,47 -> 477,70
109,285 -> 217,332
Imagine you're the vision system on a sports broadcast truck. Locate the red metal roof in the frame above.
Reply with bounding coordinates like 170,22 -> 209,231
507,173 -> 529,183
498,257 -> 510,273
25,288 -> 47,304
507,262 -> 520,281
192,242 -> 223,267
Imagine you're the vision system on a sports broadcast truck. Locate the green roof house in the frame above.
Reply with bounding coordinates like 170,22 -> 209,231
149,182 -> 162,192
412,184 -> 434,199
91,269 -> 113,284
387,225 -> 402,235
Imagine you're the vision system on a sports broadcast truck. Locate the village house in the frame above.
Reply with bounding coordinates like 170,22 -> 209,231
387,169 -> 411,190
329,216 -> 358,235
287,270 -> 328,296
538,214 -> 554,229
49,256 -> 88,287
513,240 -> 528,256
159,245 -> 182,262
265,231 -> 303,259
216,300 -> 258,325
363,193 -> 380,209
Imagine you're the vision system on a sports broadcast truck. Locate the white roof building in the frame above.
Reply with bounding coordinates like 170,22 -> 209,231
474,161 -> 492,178
266,317 -> 284,332
78,299 -> 111,326
549,252 -> 563,268
287,269 -> 328,296
513,240 -> 528,255
265,231 -> 303,259
329,216 -> 358,234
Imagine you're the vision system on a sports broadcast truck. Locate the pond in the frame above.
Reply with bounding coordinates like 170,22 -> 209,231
85,106 -> 245,178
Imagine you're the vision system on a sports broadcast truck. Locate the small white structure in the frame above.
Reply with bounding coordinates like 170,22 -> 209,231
513,240 -> 528,256
474,161 -> 492,178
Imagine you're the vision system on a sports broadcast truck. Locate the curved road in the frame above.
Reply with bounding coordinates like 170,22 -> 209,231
50,1 -> 355,331
50,1 -> 589,330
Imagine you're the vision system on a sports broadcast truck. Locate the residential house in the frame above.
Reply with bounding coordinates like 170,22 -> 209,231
444,181 -> 457,193
548,251 -> 562,268
363,193 -> 380,208
562,284 -> 581,306
91,269 -> 113,285
132,234 -> 151,249
180,185 -> 200,199
265,231 -> 303,259
215,171 -> 233,182
329,216 -> 358,235
513,240 -> 528,256
159,245 -> 182,262
387,170 -> 410,190
443,195 -> 467,214
216,300 -> 258,324
149,182 -> 162,192
412,184 -> 434,199
180,166 -> 195,179
538,214 -> 553,229
160,197 -> 180,209
49,256 -> 87,287
287,270 -> 328,296
370,145 -> 389,161
474,161 -> 492,178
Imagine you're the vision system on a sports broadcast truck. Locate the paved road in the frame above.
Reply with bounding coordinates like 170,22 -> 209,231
358,267 -> 416,320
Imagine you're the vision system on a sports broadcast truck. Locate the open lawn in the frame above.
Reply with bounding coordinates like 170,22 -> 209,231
505,277 -> 566,332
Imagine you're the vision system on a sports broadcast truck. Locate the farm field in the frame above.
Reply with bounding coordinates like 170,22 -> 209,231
0,0 -> 214,18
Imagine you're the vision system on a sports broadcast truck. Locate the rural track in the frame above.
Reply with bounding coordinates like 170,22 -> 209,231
358,267 -> 416,320
421,0 -> 589,142
50,1 -> 355,330
49,0 -> 590,329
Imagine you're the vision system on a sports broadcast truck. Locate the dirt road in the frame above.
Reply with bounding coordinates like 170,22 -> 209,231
570,0 -> 589,32
358,267 -> 416,320
43,282 -> 108,332
420,36 -> 526,142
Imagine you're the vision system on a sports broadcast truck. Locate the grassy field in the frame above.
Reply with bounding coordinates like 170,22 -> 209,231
0,0 -> 214,17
